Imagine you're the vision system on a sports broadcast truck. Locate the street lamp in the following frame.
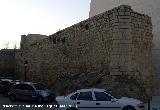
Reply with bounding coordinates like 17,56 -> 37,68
24,60 -> 28,81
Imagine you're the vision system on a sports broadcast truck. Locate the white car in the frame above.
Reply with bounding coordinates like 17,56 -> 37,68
55,88 -> 145,110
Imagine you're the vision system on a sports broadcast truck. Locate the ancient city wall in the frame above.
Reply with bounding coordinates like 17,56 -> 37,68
16,5 -> 153,101
15,34 -> 47,79
90,0 -> 160,96
90,0 -> 160,49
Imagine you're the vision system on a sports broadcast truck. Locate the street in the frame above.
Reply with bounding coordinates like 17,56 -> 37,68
0,94 -> 160,110
0,94 -> 56,110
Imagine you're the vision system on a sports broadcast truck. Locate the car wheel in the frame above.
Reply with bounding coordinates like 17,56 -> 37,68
37,96 -> 44,103
122,106 -> 136,110
9,95 -> 16,102
67,107 -> 78,110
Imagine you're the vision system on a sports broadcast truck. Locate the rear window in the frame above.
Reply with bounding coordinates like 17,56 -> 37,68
94,92 -> 113,101
70,93 -> 79,100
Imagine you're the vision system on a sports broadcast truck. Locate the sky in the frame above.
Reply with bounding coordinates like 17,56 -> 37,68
0,0 -> 91,49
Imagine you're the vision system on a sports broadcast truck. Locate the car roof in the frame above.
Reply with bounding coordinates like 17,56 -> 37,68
0,79 -> 12,82
17,82 -> 37,85
77,88 -> 106,92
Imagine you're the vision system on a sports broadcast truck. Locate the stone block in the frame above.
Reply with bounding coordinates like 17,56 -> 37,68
110,71 -> 122,75
118,15 -> 131,19
118,11 -> 125,15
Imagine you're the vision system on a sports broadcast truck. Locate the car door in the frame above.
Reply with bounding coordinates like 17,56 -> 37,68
24,84 -> 36,101
19,84 -> 29,100
76,91 -> 97,110
13,84 -> 26,100
93,91 -> 122,110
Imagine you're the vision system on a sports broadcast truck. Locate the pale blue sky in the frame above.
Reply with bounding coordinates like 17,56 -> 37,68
0,0 -> 91,49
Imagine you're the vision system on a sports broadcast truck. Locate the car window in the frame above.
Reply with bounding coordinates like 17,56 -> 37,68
77,92 -> 93,101
70,93 -> 79,100
25,84 -> 35,91
13,84 -> 22,89
20,84 -> 28,90
13,84 -> 26,90
34,84 -> 45,90
94,92 -> 113,101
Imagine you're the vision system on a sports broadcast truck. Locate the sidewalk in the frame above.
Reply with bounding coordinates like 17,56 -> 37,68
145,96 -> 160,110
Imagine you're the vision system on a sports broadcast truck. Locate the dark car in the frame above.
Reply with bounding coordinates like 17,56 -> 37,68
0,79 -> 15,96
10,80 -> 23,84
8,82 -> 55,103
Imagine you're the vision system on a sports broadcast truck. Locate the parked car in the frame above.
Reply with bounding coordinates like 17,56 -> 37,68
8,82 -> 55,103
0,79 -> 18,96
0,77 -> 4,80
10,80 -> 22,84
56,88 -> 145,110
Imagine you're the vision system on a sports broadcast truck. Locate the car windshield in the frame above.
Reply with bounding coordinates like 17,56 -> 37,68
34,84 -> 45,90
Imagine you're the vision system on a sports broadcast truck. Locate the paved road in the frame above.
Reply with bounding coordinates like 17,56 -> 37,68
0,94 -> 160,110
0,94 -> 56,110
0,96 -> 149,110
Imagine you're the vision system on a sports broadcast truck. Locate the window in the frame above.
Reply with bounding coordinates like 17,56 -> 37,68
34,84 -> 45,90
94,92 -> 113,101
19,84 -> 28,90
70,93 -> 79,100
77,92 -> 93,101
25,85 -> 34,91
13,84 -> 24,89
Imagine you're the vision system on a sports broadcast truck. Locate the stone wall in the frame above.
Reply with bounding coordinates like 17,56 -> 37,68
89,0 -> 160,96
20,34 -> 47,50
14,34 -> 47,80
16,5 -> 153,101
89,0 -> 160,49
0,49 -> 15,77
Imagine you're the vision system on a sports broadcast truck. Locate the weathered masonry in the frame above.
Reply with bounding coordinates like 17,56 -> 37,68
13,5 -> 153,101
